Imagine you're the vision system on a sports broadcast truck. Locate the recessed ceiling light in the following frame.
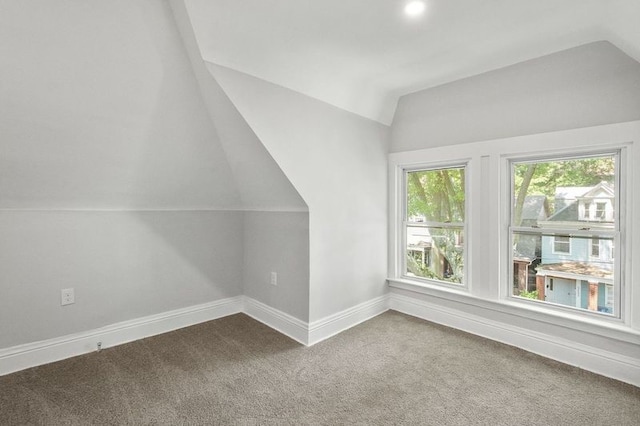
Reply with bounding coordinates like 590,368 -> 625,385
404,1 -> 426,17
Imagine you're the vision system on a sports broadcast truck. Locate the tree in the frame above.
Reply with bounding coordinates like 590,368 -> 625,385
511,155 -> 615,296
407,169 -> 464,222
513,164 -> 536,226
513,157 -> 615,215
407,168 -> 465,283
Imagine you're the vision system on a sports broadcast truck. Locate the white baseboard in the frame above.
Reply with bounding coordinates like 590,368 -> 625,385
390,292 -> 640,388
0,294 -> 392,377
242,295 -> 390,346
308,294 -> 389,346
242,297 -> 309,345
0,296 -> 243,377
6,291 -> 635,387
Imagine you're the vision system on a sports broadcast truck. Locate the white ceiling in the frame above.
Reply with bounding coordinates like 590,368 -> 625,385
184,0 -> 640,125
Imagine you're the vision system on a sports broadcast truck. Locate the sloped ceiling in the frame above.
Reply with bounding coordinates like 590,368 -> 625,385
170,0 -> 308,212
184,0 -> 640,125
1,0 -> 306,212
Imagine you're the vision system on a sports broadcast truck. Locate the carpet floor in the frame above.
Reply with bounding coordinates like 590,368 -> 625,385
1,311 -> 638,425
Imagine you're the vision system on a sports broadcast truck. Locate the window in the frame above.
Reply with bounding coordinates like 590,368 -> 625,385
553,236 -> 571,254
590,237 -> 600,258
404,166 -> 466,285
611,242 -> 615,260
510,153 -> 619,316
582,201 -> 592,220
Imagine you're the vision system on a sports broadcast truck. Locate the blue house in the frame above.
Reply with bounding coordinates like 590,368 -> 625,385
536,182 -> 615,314
513,195 -> 550,293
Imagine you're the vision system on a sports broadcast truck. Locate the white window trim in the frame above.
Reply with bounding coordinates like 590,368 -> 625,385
389,120 -> 639,335
590,237 -> 601,259
552,235 -> 572,255
398,162 -> 470,290
506,149 -> 624,320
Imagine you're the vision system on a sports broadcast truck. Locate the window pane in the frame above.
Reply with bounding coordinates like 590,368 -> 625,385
406,225 -> 464,284
407,168 -> 465,223
553,236 -> 571,254
512,155 -> 615,227
512,231 -> 615,315
590,238 -> 600,258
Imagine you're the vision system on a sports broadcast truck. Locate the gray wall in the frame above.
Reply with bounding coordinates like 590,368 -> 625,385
391,41 -> 640,152
243,212 -> 310,321
1,0 -> 274,349
0,210 -> 243,348
210,65 -> 390,323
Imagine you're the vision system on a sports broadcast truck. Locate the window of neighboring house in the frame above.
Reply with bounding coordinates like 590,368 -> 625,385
582,201 -> 592,220
605,284 -> 614,312
510,153 -> 620,316
590,237 -> 600,258
404,165 -> 466,285
553,235 -> 571,254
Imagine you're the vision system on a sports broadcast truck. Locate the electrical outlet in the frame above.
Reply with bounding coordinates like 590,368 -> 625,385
61,288 -> 75,306
270,272 -> 278,286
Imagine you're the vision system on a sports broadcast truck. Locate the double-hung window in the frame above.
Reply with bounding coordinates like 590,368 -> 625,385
509,153 -> 620,316
403,165 -> 466,285
553,236 -> 571,254
590,237 -> 601,258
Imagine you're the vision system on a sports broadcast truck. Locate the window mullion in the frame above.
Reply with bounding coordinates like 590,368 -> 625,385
406,221 -> 464,228
510,226 -> 617,238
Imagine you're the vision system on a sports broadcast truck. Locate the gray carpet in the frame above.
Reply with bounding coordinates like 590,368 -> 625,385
1,311 -> 638,425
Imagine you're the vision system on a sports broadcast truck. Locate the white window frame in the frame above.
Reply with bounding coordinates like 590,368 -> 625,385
590,237 -> 601,259
389,121 -> 637,336
581,201 -> 592,221
595,201 -> 607,220
507,150 -> 623,319
552,235 -> 572,255
393,160 -> 471,290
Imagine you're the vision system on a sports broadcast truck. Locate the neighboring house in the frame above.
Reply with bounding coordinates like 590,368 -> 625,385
513,195 -> 550,293
521,195 -> 551,227
406,216 -> 454,279
407,220 -> 433,273
536,182 -> 615,313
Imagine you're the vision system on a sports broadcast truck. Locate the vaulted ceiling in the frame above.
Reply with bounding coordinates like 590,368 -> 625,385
184,0 -> 640,124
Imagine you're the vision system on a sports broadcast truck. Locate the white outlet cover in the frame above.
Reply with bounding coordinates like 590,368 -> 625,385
61,288 -> 75,306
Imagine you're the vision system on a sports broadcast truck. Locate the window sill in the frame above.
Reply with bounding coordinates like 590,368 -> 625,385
387,277 -> 640,345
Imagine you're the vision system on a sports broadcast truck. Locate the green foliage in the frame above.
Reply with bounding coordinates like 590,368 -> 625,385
513,156 -> 615,215
406,168 -> 465,284
406,250 -> 462,284
518,289 -> 539,300
406,254 -> 439,279
407,168 -> 465,222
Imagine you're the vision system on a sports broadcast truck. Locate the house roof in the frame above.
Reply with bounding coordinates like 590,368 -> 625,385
578,181 -> 615,199
521,195 -> 549,221
547,202 -> 579,222
513,253 -> 534,263
546,182 -> 614,222
407,226 -> 432,249
554,186 -> 593,210
537,262 -> 613,280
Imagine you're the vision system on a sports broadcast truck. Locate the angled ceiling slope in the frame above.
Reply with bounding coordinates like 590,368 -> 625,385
170,0 -> 307,212
183,0 -> 640,125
